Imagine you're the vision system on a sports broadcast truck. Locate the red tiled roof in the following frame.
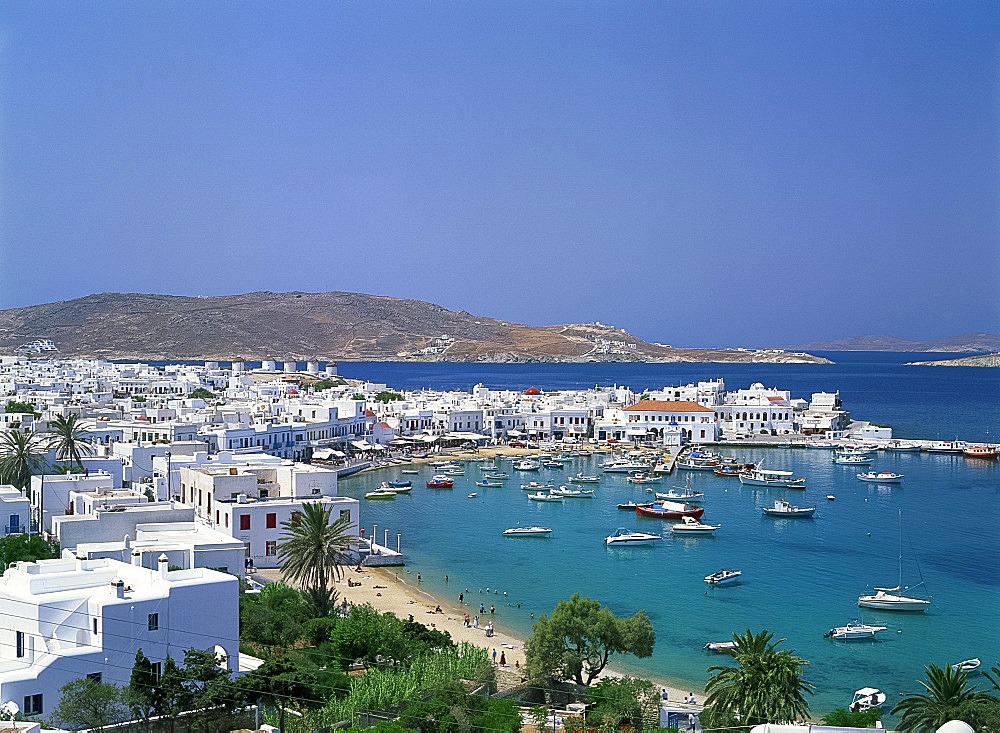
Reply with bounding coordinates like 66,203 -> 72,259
623,400 -> 714,413
767,396 -> 786,402
365,409 -> 375,417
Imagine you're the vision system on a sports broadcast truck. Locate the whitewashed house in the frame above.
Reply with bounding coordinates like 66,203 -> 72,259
621,400 -> 719,444
0,487 -> 30,536
0,557 -> 238,718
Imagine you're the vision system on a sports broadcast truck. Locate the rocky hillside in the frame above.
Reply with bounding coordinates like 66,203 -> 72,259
0,291 -> 830,364
907,353 -> 1000,367
788,332 -> 1000,352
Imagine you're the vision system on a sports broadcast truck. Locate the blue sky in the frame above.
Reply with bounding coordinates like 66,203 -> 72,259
2,1 -> 997,347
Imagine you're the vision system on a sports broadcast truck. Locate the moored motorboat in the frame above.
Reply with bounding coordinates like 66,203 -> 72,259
951,658 -> 981,674
833,453 -> 873,465
926,441 -> 965,454
387,479 -> 411,488
761,499 -> 816,517
704,568 -> 742,585
380,481 -> 412,493
520,481 -> 554,490
713,466 -> 742,477
884,441 -> 921,452
527,492 -> 564,502
467,492 -> 477,497
503,526 -> 552,536
601,460 -> 652,473
704,641 -> 738,653
655,487 -> 705,502
484,472 -> 509,480
515,460 -> 541,471
476,480 -> 503,488
857,471 -> 903,483
550,486 -> 594,498
605,527 -> 661,545
849,688 -> 888,712
826,494 -> 836,501
568,474 -> 600,484
365,489 -> 397,500
617,501 -> 642,510
825,620 -> 887,640
739,465 -> 797,486
670,516 -> 720,534
627,473 -> 661,484
400,469 -> 419,474
636,501 -> 705,519
963,444 -> 999,459
426,475 -> 454,488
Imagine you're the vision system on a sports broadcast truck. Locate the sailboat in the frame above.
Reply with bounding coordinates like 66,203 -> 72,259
858,510 -> 930,612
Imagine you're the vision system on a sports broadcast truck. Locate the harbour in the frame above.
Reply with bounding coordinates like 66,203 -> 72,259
339,433 -> 1000,716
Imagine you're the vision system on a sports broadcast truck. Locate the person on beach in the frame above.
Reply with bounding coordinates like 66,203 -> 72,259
661,688 -> 668,701
492,649 -> 497,663
473,615 -> 479,628
480,603 -> 485,614
490,604 -> 495,614
459,593 -> 464,604
417,572 -> 421,582
499,651 -> 506,666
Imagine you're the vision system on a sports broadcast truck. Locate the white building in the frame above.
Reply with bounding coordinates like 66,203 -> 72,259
29,472 -> 115,533
178,461 -> 359,569
799,391 -> 852,437
0,487 -> 30,536
0,557 -> 238,718
621,400 -> 719,444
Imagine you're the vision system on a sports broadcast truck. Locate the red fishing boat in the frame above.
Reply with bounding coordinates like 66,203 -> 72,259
426,475 -> 455,488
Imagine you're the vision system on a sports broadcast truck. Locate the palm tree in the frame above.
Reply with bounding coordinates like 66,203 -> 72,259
0,430 -> 48,491
46,414 -> 93,470
704,629 -> 814,728
277,503 -> 355,606
892,663 -> 995,732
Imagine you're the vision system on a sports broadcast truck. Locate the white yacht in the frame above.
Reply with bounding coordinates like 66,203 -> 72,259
857,471 -> 903,483
502,526 -> 552,536
849,688 -> 887,712
604,528 -> 661,546
858,510 -> 930,611
670,516 -> 720,534
825,620 -> 887,640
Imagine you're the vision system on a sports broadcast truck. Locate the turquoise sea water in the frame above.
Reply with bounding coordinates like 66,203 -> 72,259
333,353 -> 1000,716
341,450 -> 999,715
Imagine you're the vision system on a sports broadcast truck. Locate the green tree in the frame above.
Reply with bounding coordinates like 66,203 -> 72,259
525,593 -> 655,685
239,656 -> 320,732
48,677 -> 129,732
151,655 -> 188,733
4,399 -> 38,417
891,663 -> 995,732
126,649 -> 158,731
0,430 -> 48,491
302,583 -> 341,619
821,707 -> 882,727
240,581 -> 310,648
188,387 -> 216,400
0,534 -> 58,572
374,391 -> 404,403
47,413 -> 94,469
703,629 -> 813,729
278,502 -> 356,610
181,647 -> 241,733
313,378 -> 346,392
588,676 -> 661,733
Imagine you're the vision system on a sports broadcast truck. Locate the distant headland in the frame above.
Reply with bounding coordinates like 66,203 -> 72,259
0,291 -> 830,365
788,332 -> 1000,353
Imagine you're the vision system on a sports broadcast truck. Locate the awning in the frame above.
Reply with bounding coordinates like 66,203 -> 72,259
508,429 -> 525,436
351,440 -> 375,450
312,449 -> 335,460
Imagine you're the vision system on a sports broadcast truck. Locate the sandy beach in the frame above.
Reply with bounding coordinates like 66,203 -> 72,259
258,563 -> 704,709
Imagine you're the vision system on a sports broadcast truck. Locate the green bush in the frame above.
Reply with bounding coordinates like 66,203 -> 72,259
821,707 -> 882,727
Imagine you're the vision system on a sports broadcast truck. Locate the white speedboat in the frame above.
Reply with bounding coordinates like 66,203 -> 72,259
670,516 -> 720,534
849,687 -> 888,712
739,465 -> 796,487
656,483 -> 705,502
520,481 -> 554,490
476,480 -> 503,488
858,510 -> 931,611
951,658 -> 981,674
833,454 -> 873,465
857,471 -> 903,483
601,460 -> 651,473
825,620 -> 887,640
704,641 -> 738,653
527,492 -> 564,502
365,489 -> 397,500
515,460 -> 540,471
550,486 -> 594,498
568,474 -> 600,484
704,569 -> 742,585
627,473 -> 661,484
605,528 -> 661,546
541,460 -> 564,469
503,526 -> 552,536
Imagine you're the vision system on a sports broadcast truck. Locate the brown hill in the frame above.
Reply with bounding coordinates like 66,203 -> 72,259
0,291 -> 830,363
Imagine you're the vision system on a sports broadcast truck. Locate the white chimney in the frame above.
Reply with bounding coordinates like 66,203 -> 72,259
76,553 -> 86,572
237,494 -> 247,504
158,553 -> 169,579
132,549 -> 142,567
112,578 -> 125,599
